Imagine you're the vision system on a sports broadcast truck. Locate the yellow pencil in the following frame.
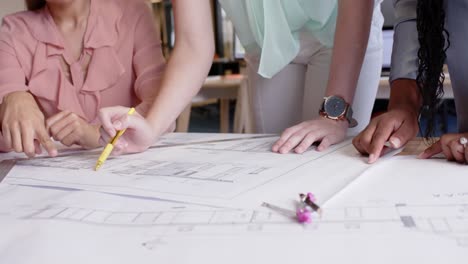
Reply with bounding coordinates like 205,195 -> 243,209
94,108 -> 136,171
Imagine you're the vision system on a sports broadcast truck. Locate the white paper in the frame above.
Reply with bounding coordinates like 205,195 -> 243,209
1,150 -> 468,263
326,156 -> 468,206
4,136 -> 371,208
1,180 -> 468,264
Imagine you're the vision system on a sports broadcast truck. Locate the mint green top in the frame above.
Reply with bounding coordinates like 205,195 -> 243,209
219,0 -> 338,78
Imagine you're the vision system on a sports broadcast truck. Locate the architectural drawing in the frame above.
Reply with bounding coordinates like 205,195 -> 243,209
154,133 -> 273,148
2,134 -> 468,263
4,138 -> 366,207
16,155 -> 100,171
20,202 -> 468,248
186,136 -> 278,153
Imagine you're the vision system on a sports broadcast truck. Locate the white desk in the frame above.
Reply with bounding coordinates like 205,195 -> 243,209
0,134 -> 467,264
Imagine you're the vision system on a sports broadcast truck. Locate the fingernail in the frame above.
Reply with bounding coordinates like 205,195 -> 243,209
417,152 -> 425,159
368,154 -> 376,163
390,138 -> 401,148
114,121 -> 122,129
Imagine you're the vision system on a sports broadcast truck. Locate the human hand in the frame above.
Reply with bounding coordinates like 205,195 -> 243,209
98,106 -> 157,155
418,133 -> 468,164
272,117 -> 348,154
0,91 -> 57,158
46,111 -> 100,149
353,107 -> 419,164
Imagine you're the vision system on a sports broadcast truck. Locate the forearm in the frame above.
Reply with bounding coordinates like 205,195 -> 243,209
145,43 -> 214,135
388,79 -> 421,114
144,0 -> 214,136
325,0 -> 374,103
387,1 -> 420,115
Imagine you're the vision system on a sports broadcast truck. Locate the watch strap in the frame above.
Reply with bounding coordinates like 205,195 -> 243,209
345,105 -> 358,128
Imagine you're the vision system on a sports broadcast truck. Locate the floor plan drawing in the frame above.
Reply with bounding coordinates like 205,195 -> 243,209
186,136 -> 279,153
154,133 -> 269,147
17,201 -> 468,249
4,137 -> 368,207
1,181 -> 467,264
15,154 -> 100,171
2,134 -> 468,264
110,160 -> 272,184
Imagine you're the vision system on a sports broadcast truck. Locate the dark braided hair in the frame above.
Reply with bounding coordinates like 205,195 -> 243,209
416,0 -> 450,140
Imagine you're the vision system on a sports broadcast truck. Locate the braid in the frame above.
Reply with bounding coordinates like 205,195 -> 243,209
416,0 -> 450,141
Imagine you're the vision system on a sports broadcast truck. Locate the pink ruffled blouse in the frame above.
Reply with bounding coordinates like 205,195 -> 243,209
0,0 -> 165,123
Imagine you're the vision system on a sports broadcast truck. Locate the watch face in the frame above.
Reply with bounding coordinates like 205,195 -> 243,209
324,96 -> 346,118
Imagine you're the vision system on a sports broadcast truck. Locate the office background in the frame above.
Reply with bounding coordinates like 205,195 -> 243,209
0,0 -> 457,135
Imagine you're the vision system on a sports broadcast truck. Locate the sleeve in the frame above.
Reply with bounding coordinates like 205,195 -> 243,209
389,0 -> 420,83
132,2 -> 166,116
0,19 -> 29,104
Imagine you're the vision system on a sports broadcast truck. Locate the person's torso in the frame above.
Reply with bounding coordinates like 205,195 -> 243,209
220,0 -> 383,78
1,0 -> 147,123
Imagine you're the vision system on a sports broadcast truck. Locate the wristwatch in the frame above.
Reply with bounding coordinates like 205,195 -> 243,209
319,95 -> 358,128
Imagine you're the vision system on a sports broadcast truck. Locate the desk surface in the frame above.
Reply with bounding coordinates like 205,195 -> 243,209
400,138 -> 428,155
0,134 -> 467,264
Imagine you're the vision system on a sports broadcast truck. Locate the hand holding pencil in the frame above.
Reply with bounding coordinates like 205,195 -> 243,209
97,106 -> 159,157
95,108 -> 136,171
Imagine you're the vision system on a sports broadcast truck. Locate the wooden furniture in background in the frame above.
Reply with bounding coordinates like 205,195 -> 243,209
176,75 -> 254,134
400,139 -> 428,156
377,76 -> 453,100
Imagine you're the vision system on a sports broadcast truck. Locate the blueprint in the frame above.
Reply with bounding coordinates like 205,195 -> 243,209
1,134 -> 468,263
0,178 -> 467,264
3,136 -> 372,208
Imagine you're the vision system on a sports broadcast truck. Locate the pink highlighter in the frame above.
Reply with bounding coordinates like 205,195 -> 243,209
296,193 -> 322,224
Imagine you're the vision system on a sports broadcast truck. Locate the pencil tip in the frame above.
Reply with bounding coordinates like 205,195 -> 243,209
94,162 -> 102,171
